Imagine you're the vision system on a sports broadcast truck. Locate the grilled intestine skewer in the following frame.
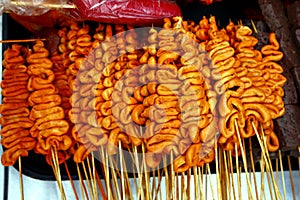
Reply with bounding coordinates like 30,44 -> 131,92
0,44 -> 36,166
258,32 -> 286,152
27,40 -> 72,164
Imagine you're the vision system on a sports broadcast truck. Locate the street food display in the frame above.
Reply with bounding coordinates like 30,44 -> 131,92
0,15 -> 286,173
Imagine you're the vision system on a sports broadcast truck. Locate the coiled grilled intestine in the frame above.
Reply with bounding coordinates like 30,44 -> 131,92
139,23 -> 179,167
260,33 -> 286,117
142,18 -> 217,171
67,23 -> 92,80
235,26 -> 261,83
125,25 -> 140,55
93,23 -> 105,48
52,25 -> 79,157
237,29 -> 285,135
57,26 -> 70,67
224,25 -> 261,140
226,21 -> 237,46
51,48 -> 76,157
2,44 -> 26,68
205,19 -> 237,94
195,16 -> 210,41
158,20 -> 179,55
27,41 -> 72,164
219,26 -> 285,152
0,44 -> 36,166
179,21 -> 217,170
71,24 -> 141,161
255,33 -> 286,152
215,25 -> 259,148
202,17 -> 243,148
70,55 -> 106,158
51,52 -> 72,116
115,24 -> 127,55
67,23 -> 102,163
147,26 -> 158,57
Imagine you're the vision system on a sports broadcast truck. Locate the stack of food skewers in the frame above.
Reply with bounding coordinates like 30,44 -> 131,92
0,1 -> 299,199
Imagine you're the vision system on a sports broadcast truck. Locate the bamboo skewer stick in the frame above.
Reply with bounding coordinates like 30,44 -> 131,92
223,150 -> 230,200
159,168 -> 163,200
215,146 -> 222,200
170,151 -> 176,200
182,172 -> 185,200
122,153 -> 132,200
205,165 -> 208,200
263,144 -> 281,199
151,169 -> 156,199
89,153 -> 98,199
51,148 -> 66,200
278,150 -> 287,200
98,148 -> 110,200
252,123 -> 282,199
132,161 -> 138,200
51,149 -> 63,199
0,39 -> 47,43
234,120 -> 255,200
142,143 -> 151,200
109,155 -> 121,200
251,20 -> 258,33
86,158 -> 95,199
153,166 -> 161,200
259,125 -> 282,199
242,139 -> 251,200
122,146 -> 134,199
179,172 -> 182,200
228,151 -> 236,200
95,170 -> 107,200
193,166 -> 199,200
118,142 -> 126,200
109,158 -> 121,181
132,147 -> 140,200
76,163 -> 88,200
96,150 -> 109,200
206,164 -> 216,200
64,162 -> 79,200
186,168 -> 191,200
287,155 -> 296,200
55,151 -> 65,199
249,138 -> 259,200
265,162 -> 275,200
234,143 -> 242,200
18,157 -> 24,200
252,128 -> 273,199
163,155 -> 170,200
51,158 -> 61,198
198,166 -> 204,200
258,140 -> 270,200
154,166 -> 164,200
275,158 -> 279,186
260,154 -> 266,200
9,1 -> 76,9
133,145 -> 144,200
82,161 -> 94,200
102,147 -> 112,200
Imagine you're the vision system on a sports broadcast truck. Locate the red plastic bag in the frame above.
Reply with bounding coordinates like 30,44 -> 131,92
8,0 -> 182,33
71,0 -> 182,26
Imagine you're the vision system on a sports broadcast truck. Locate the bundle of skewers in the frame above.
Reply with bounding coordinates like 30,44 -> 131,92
0,12 -> 299,200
